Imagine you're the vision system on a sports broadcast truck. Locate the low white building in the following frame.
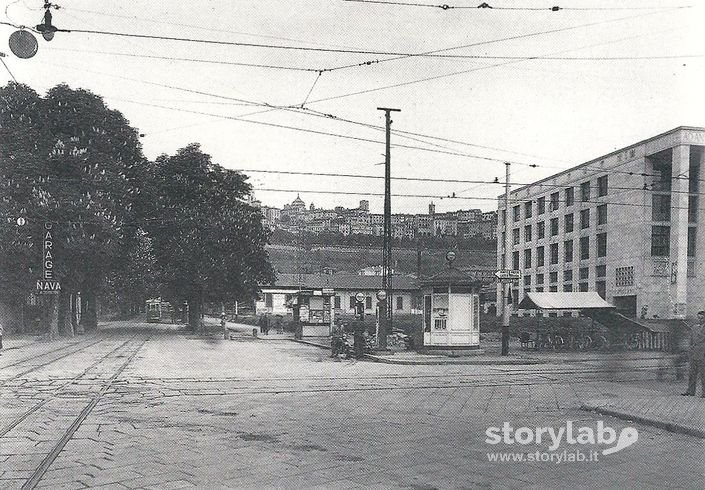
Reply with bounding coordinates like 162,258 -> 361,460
256,273 -> 421,317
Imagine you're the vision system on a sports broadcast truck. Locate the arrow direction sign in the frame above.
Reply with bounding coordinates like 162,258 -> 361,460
495,269 -> 521,282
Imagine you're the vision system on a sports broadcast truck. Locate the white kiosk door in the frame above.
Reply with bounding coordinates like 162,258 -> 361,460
448,293 -> 472,345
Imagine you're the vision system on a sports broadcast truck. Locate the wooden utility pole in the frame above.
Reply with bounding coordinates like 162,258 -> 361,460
501,162 -> 511,356
377,107 -> 400,350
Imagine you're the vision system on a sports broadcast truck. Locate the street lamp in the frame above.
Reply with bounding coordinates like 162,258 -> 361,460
36,8 -> 58,42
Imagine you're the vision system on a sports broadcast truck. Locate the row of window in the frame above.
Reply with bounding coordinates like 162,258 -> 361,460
264,294 -> 409,311
510,205 -> 608,244
522,265 -> 607,287
510,175 -> 608,222
523,281 -> 606,296
512,234 -> 608,269
340,295 -> 406,310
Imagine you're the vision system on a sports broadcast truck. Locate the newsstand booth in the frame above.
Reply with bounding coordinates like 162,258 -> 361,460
421,268 -> 482,352
291,289 -> 335,337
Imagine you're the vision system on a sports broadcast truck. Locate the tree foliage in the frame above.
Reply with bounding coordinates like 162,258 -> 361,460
143,144 -> 275,330
1,83 -> 275,334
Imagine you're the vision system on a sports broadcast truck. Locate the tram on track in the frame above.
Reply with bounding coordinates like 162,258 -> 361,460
146,298 -> 174,323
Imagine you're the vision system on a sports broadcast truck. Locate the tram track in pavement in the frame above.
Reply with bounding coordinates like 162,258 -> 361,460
0,335 -> 112,387
0,335 -> 150,490
20,336 -> 150,490
0,335 -> 140,438
109,367 -> 670,398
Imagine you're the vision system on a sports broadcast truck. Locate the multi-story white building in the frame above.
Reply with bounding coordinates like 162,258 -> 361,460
456,209 -> 483,222
434,216 -> 458,236
497,127 -> 705,320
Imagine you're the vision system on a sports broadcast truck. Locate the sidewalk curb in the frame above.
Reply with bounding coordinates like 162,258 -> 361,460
291,339 -> 330,349
363,353 -> 545,366
291,339 -> 546,365
581,403 -> 705,439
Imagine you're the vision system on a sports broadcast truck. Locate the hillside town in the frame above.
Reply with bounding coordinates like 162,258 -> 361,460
254,195 -> 498,239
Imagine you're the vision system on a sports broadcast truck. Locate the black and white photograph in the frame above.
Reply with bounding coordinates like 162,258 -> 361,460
0,1 -> 703,488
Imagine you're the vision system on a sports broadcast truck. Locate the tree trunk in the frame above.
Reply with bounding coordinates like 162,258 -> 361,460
47,294 -> 59,340
80,289 -> 98,331
72,293 -> 84,334
58,290 -> 74,337
188,292 -> 202,333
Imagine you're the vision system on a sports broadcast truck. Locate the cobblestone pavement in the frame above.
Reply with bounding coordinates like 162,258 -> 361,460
1,320 -> 704,489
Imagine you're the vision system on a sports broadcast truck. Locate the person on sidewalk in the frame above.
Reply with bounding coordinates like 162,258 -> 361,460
683,310 -> 705,397
263,313 -> 270,335
353,321 -> 365,359
330,320 -> 343,358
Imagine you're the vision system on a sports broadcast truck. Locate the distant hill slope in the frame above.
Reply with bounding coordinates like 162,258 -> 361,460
266,244 -> 496,276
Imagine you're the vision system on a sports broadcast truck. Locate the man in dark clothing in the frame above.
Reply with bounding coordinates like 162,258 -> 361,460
330,320 -> 343,358
683,310 -> 705,397
353,321 -> 365,359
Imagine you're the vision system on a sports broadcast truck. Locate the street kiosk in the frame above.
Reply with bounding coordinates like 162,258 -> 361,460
421,267 -> 482,352
292,289 -> 335,337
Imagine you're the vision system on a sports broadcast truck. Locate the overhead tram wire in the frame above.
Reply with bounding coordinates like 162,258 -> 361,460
250,187 -> 698,211
43,48 -> 324,73
304,7 -> 692,105
324,5 -> 692,72
35,10 -> 691,166
59,18 -> 682,162
39,58 -> 690,178
39,59 -> 552,168
39,26 -> 698,63
46,59 -> 697,180
62,5 -> 367,51
40,57 -> 546,167
8,170 -> 702,197
106,94 -> 536,166
18,6 -> 692,67
342,0 -> 692,11
232,169 -> 705,199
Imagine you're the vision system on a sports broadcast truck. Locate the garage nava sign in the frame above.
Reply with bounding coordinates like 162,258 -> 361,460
36,222 -> 61,294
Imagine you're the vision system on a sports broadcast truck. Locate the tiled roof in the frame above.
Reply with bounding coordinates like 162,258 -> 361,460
267,273 -> 419,291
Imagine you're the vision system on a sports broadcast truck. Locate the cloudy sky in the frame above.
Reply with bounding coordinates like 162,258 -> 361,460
1,0 -> 703,214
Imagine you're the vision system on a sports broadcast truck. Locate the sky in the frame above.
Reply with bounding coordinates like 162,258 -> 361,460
1,0 -> 703,215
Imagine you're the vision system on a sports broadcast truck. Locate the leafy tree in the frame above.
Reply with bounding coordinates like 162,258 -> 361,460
143,144 -> 275,331
0,83 -> 145,335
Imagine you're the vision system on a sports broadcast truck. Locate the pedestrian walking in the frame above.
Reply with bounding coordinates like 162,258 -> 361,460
263,313 -> 270,335
683,310 -> 705,397
330,320 -> 343,358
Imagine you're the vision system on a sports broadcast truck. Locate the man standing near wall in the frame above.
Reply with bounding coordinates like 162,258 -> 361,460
683,310 -> 705,397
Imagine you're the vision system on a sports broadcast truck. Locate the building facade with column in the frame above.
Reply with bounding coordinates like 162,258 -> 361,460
497,126 -> 705,320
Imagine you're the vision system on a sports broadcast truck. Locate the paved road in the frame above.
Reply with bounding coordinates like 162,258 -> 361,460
1,320 -> 703,489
